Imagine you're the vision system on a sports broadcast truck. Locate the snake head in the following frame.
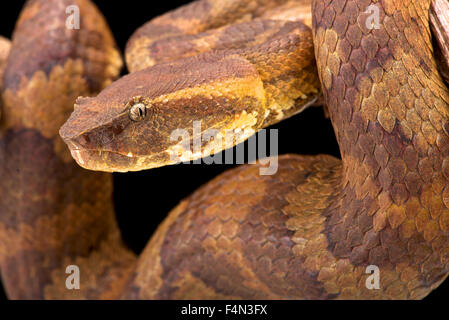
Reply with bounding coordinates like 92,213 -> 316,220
60,53 -> 266,172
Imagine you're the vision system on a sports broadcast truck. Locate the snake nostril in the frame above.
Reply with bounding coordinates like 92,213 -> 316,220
79,134 -> 91,146
68,133 -> 92,150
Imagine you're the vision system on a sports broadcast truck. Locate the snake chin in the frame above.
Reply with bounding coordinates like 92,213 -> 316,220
66,146 -> 165,172
68,147 -> 137,172
65,138 -> 183,172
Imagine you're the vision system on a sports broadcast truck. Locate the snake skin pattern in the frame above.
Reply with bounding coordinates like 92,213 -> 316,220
1,0 -> 449,300
0,0 -> 136,299
311,0 -> 449,299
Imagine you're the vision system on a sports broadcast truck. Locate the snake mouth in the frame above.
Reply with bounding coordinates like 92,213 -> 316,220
65,140 -> 174,172
68,147 -> 138,172
64,139 -> 138,172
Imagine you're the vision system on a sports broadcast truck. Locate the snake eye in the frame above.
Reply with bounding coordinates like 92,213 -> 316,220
129,103 -> 147,121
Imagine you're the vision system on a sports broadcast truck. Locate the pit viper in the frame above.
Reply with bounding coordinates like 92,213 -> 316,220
0,0 -> 449,300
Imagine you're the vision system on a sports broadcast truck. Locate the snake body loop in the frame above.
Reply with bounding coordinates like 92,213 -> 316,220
1,0 -> 449,300
0,0 -> 135,299
312,0 -> 449,299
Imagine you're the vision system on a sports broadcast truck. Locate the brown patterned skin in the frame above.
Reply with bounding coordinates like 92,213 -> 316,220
3,0 -> 449,300
125,0 -> 314,72
0,0 -> 135,299
311,0 -> 449,299
121,154 -> 343,299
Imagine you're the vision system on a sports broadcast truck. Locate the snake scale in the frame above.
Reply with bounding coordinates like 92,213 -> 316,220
0,0 -> 449,300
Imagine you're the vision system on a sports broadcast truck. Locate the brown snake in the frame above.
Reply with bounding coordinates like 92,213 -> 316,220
1,0 -> 449,300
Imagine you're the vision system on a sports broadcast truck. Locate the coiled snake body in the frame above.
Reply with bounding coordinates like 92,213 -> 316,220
0,0 -> 449,299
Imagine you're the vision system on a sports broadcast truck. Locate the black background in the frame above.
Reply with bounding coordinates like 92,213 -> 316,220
0,0 -> 447,302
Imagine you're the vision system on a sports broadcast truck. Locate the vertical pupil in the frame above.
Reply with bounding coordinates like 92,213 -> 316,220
130,103 -> 147,121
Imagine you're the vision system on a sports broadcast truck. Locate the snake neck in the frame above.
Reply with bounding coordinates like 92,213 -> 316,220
314,0 -> 449,292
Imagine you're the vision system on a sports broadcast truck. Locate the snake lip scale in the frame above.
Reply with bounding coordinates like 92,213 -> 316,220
1,0 -> 449,300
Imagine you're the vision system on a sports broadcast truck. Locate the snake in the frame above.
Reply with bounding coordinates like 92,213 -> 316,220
1,0 -> 449,300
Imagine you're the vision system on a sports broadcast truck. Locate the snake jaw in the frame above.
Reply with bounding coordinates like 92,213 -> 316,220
71,149 -> 86,166
59,49 -> 273,172
62,109 -> 262,172
61,107 -> 262,172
